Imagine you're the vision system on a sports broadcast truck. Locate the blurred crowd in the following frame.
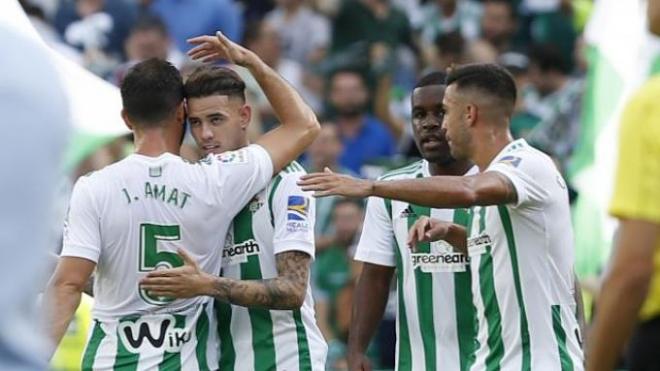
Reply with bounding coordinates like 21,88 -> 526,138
23,0 -> 593,369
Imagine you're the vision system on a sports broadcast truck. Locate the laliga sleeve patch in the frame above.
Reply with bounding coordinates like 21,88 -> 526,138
287,195 -> 309,221
497,155 -> 522,167
217,149 -> 248,164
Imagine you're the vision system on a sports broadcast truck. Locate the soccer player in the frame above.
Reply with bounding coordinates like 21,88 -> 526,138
348,72 -> 477,371
140,65 -> 327,370
299,63 -> 584,370
44,32 -> 320,370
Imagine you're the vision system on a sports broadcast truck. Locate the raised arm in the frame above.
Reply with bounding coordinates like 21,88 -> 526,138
140,249 -> 311,310
188,32 -> 320,173
299,170 -> 517,209
43,257 -> 96,356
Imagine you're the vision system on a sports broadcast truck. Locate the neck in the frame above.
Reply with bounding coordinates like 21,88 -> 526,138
427,159 -> 473,176
134,127 -> 181,157
472,126 -> 513,171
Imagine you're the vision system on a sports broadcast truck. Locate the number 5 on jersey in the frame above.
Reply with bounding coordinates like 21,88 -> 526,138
138,223 -> 184,305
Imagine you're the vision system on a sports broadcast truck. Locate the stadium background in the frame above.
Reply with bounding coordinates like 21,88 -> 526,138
4,0 -> 659,369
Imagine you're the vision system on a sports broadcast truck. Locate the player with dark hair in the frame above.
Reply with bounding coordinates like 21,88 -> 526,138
44,31 -> 320,369
300,63 -> 584,370
139,63 -> 328,370
347,71 -> 477,371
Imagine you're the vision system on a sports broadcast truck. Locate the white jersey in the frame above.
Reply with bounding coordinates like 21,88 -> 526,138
217,162 -> 327,371
467,139 -> 583,371
355,160 -> 477,371
61,145 -> 274,370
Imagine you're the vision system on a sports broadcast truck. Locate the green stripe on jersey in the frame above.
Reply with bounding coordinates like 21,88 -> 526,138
114,316 -> 139,371
195,305 -> 210,371
82,320 -> 106,371
158,314 -> 185,371
235,207 -> 277,371
393,232 -> 413,371
293,310 -> 312,370
409,204 -> 437,370
475,207 -> 504,371
379,161 -> 422,180
497,206 -> 531,371
452,208 -> 476,371
268,175 -> 284,227
552,305 -> 574,371
216,301 -> 236,370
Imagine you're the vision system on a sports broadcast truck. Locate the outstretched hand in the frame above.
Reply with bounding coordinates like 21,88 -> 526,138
187,31 -> 255,66
298,168 -> 374,198
407,216 -> 453,252
139,249 -> 211,299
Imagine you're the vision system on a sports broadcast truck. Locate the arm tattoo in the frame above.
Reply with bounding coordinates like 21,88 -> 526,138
210,251 -> 311,310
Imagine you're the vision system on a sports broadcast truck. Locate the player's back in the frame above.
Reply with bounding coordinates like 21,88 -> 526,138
62,145 -> 273,370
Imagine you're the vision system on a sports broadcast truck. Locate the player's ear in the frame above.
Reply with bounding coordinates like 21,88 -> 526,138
175,102 -> 186,124
121,109 -> 133,130
465,104 -> 478,127
239,103 -> 251,130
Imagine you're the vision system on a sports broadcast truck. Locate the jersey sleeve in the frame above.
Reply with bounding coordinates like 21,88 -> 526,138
609,86 -> 660,223
60,177 -> 101,263
215,144 -> 274,217
271,170 -> 316,259
354,196 -> 396,267
486,151 -> 552,209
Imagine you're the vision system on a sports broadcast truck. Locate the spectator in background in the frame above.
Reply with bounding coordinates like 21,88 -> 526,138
524,43 -> 582,179
498,52 -> 538,138
304,124 -> 358,253
149,0 -> 242,53
111,15 -> 184,85
426,31 -> 467,71
479,0 -> 518,54
236,20 -> 323,127
328,69 -> 397,175
416,0 -> 482,48
330,0 -> 414,57
265,0 -> 330,66
313,199 -> 365,368
54,0 -> 137,75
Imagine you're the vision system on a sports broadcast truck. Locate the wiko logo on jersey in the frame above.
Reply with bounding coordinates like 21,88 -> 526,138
118,315 -> 191,353
411,240 -> 469,273
223,239 -> 261,265
287,196 -> 309,221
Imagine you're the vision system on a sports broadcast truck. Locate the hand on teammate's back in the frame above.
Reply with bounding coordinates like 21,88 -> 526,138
298,168 -> 374,198
187,31 -> 254,66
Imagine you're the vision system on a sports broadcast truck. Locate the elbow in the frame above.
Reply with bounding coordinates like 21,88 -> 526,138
304,115 -> 321,141
287,287 -> 306,310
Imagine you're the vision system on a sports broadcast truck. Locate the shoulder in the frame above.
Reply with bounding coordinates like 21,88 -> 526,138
378,160 -> 424,181
268,161 -> 308,196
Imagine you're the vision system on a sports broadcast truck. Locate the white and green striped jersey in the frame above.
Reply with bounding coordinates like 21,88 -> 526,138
354,160 -> 478,371
217,162 -> 327,371
61,145 -> 274,370
467,139 -> 583,371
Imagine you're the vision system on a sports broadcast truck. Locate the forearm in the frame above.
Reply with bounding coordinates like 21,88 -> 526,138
205,274 -> 305,310
372,176 -> 477,209
586,267 -> 651,370
44,284 -> 83,355
347,264 -> 393,356
245,56 -> 317,133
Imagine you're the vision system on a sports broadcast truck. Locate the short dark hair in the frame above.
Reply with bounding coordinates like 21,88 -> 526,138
434,31 -> 465,56
329,68 -> 367,87
415,71 -> 447,89
130,14 -> 168,38
528,43 -> 571,75
446,63 -> 517,110
120,58 -> 183,126
184,66 -> 246,101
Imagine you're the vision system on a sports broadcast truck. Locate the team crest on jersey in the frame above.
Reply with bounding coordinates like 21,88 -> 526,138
498,155 -> 522,167
287,196 -> 309,221
217,149 -> 248,164
117,315 -> 191,354
223,239 -> 261,266
411,240 -> 469,273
